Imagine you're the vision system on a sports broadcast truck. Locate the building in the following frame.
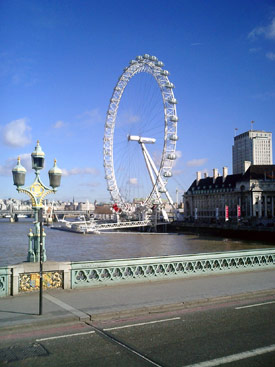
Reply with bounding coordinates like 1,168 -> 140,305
232,130 -> 272,174
93,204 -> 115,221
184,165 -> 275,220
77,201 -> 95,211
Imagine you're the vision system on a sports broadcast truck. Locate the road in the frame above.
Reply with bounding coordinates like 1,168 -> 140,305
1,293 -> 274,366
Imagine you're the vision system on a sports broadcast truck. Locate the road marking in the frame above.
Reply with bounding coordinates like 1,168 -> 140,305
235,300 -> 275,310
44,294 -> 88,320
91,324 -> 164,367
36,330 -> 95,342
103,317 -> 181,331
182,344 -> 275,367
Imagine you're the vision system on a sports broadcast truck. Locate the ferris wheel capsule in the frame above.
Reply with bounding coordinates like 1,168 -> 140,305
168,98 -> 177,104
104,150 -> 111,156
167,153 -> 177,160
130,60 -> 137,64
161,70 -> 169,76
104,162 -> 112,168
163,171 -> 172,177
165,82 -> 174,88
169,134 -> 178,141
158,186 -> 166,193
143,54 -> 150,59
150,55 -> 158,61
170,115 -> 178,123
156,61 -> 164,67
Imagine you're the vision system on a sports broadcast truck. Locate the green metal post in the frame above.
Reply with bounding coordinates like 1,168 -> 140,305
39,208 -> 43,315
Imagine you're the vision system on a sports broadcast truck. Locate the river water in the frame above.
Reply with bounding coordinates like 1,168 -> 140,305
0,218 -> 272,266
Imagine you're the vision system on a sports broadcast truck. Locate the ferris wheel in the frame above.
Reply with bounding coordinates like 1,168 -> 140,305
103,54 -> 178,212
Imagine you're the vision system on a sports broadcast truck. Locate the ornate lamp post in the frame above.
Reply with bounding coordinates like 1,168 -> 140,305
12,141 -> 62,262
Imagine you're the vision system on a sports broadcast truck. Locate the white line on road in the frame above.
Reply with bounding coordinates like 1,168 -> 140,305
36,330 -> 95,342
182,344 -> 275,367
103,317 -> 181,331
235,300 -> 275,310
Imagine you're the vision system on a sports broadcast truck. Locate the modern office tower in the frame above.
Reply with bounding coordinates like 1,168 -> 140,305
232,130 -> 273,174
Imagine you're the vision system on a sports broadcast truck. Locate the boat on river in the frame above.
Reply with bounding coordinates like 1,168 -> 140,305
51,217 -> 99,234
51,217 -> 152,234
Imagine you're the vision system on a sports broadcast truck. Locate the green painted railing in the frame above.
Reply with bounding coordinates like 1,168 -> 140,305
71,248 -> 275,288
0,267 -> 11,297
1,249 -> 274,296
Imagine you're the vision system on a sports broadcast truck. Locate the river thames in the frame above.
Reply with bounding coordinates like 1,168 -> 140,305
0,218 -> 272,266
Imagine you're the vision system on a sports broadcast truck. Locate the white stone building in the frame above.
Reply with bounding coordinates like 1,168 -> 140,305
184,165 -> 275,220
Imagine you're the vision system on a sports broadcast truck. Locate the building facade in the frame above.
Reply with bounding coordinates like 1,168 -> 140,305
232,130 -> 272,174
184,165 -> 275,221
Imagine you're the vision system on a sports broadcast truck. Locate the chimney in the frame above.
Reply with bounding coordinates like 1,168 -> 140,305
203,172 -> 208,178
243,161 -> 251,174
222,167 -> 228,182
196,171 -> 201,185
213,168 -> 218,183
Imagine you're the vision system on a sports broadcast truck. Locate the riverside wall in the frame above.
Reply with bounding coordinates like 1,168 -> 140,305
168,222 -> 275,243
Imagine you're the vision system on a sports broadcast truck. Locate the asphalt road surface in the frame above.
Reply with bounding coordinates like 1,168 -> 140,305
1,294 -> 275,366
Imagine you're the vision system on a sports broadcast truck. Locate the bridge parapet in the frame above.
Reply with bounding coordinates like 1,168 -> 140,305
1,248 -> 274,297
71,248 -> 275,288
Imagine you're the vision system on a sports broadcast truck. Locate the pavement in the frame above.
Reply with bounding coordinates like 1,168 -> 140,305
0,268 -> 274,333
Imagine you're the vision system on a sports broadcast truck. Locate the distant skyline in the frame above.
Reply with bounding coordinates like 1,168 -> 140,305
1,0 -> 274,202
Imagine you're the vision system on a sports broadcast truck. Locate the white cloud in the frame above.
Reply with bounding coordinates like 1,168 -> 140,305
2,118 -> 31,147
80,182 -> 100,187
248,17 -> 275,40
77,108 -> 102,125
116,111 -> 140,126
249,47 -> 261,53
53,120 -> 66,129
128,115 -> 140,123
129,177 -> 138,185
186,158 -> 208,167
152,151 -> 162,167
0,153 -> 31,176
175,150 -> 182,159
172,169 -> 184,176
266,52 -> 275,60
61,167 -> 99,176
17,153 -> 32,171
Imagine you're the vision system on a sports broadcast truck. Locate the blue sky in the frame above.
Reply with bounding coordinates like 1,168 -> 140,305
0,0 -> 275,203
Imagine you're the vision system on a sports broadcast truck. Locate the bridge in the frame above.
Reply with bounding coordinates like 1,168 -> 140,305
0,209 -> 90,221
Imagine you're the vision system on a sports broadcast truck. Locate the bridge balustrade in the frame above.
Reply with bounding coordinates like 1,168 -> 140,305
0,249 -> 274,297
